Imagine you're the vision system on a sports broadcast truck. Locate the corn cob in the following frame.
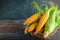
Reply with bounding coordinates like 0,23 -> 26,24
24,13 -> 39,25
28,22 -> 37,33
34,13 -> 49,35
24,22 -> 37,34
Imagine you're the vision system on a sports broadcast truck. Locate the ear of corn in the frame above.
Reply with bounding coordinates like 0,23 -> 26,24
24,13 -> 39,25
24,22 -> 37,34
34,6 -> 55,35
28,22 -> 37,33
44,6 -> 57,38
34,13 -> 49,35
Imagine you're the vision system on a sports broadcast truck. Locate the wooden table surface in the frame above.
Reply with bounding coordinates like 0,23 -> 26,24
0,19 -> 60,40
0,19 -> 59,40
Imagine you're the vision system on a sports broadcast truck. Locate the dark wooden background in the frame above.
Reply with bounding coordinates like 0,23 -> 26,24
0,0 -> 60,19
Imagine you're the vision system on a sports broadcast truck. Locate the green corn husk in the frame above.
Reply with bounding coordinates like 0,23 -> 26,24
55,6 -> 59,27
56,10 -> 60,25
55,10 -> 60,29
44,4 -> 49,12
33,1 -> 43,17
44,6 -> 58,38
